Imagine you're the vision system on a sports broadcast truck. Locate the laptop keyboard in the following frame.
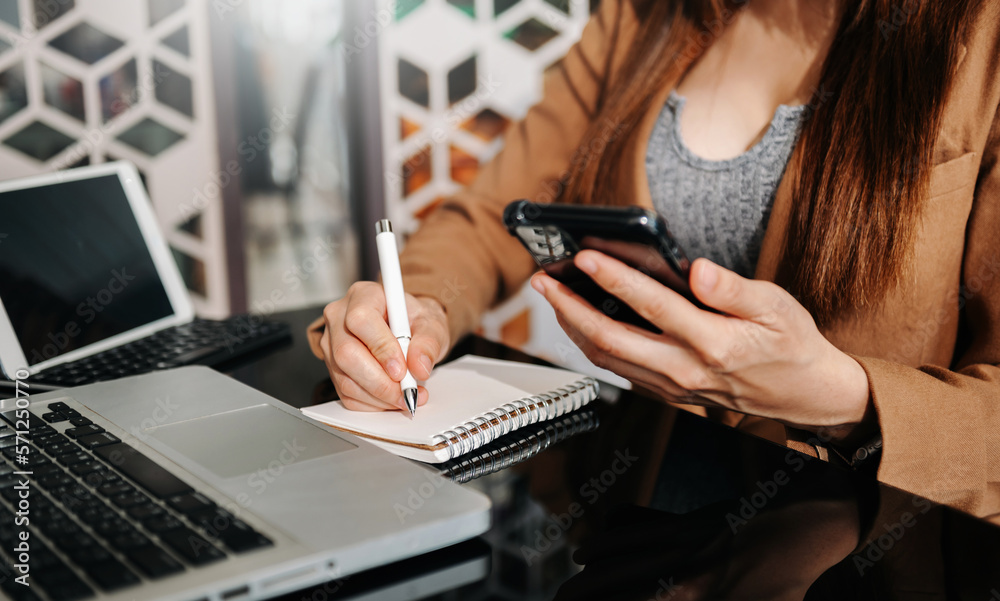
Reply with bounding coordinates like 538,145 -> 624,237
29,317 -> 290,388
0,403 -> 273,601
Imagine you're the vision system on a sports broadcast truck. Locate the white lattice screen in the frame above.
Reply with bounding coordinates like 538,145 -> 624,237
375,0 -> 620,375
0,0 -> 230,317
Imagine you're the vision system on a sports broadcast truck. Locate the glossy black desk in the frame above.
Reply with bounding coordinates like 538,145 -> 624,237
229,307 -> 1000,600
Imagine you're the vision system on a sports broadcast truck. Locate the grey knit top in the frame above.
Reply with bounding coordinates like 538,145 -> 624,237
646,91 -> 806,278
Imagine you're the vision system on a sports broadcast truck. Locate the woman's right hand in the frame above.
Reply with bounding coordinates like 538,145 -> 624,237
312,282 -> 451,412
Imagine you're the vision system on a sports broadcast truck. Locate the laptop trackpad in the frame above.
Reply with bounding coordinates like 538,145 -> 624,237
145,404 -> 356,479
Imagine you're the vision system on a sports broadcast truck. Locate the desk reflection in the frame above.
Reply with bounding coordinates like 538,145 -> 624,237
235,310 -> 1000,600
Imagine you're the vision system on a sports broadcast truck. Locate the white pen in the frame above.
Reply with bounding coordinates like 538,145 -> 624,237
375,219 -> 419,417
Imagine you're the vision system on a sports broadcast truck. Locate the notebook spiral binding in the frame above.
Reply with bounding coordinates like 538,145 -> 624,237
431,377 -> 599,461
438,409 -> 600,484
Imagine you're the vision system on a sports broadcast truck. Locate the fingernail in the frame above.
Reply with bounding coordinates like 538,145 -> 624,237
700,261 -> 718,290
577,255 -> 597,274
419,354 -> 433,375
387,359 -> 404,379
531,276 -> 546,294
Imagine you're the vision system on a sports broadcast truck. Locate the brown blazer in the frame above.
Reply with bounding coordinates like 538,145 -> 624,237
314,0 -> 1000,521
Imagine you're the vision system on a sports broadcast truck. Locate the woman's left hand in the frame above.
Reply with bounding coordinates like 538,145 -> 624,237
531,250 -> 873,443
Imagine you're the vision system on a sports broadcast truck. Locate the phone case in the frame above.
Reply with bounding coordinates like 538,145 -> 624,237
504,200 -> 709,331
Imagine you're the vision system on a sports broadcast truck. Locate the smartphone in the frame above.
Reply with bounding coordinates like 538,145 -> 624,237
504,200 -> 709,331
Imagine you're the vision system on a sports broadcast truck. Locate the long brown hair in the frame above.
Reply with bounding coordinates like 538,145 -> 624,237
561,0 -> 982,324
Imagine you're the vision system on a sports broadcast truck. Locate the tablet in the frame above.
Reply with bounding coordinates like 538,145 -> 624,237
0,162 -> 193,379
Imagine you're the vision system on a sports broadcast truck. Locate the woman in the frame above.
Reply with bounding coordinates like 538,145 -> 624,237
309,0 -> 1000,519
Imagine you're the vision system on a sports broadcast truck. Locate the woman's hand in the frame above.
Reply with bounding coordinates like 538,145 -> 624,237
531,250 -> 874,442
312,282 -> 450,412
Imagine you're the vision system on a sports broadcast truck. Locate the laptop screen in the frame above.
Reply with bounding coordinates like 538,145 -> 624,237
0,174 -> 174,366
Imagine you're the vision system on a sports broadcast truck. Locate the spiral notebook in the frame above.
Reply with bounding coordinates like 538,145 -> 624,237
301,355 -> 600,463
437,409 -> 600,483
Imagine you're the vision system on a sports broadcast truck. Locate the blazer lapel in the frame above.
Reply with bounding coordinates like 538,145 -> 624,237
753,149 -> 800,284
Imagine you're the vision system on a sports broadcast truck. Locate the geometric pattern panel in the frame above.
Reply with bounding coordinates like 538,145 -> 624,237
40,61 -> 85,121
0,62 -> 28,123
152,58 -> 193,117
160,25 -> 189,57
4,120 -> 76,160
0,4 -> 18,29
0,0 -> 229,317
34,0 -> 76,27
48,22 -> 124,64
116,117 -> 185,156
378,0 -> 590,235
376,0 -> 592,361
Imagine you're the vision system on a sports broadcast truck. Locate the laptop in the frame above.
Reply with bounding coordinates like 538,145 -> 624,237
0,162 -> 291,388
0,366 -> 492,601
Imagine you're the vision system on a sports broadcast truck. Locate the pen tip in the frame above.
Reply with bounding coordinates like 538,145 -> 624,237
404,388 -> 418,418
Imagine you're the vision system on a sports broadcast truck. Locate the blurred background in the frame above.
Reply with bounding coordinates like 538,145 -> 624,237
0,0 -> 605,373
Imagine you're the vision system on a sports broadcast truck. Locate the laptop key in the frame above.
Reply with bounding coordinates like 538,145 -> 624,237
34,463 -> 64,478
80,468 -> 119,488
83,558 -> 141,592
0,410 -> 35,428
129,545 -> 186,578
93,517 -> 132,539
36,576 -> 95,601
158,527 -> 226,565
33,559 -> 95,600
78,505 -> 118,526
58,489 -> 99,514
37,474 -> 75,490
29,422 -> 56,437
93,443 -> 193,498
144,516 -> 184,534
111,492 -> 151,509
34,430 -> 62,442
21,454 -> 52,468
168,491 -> 215,514
32,543 -> 66,571
65,425 -> 104,439
70,461 -> 106,476
43,412 -> 69,423
79,466 -> 112,484
188,506 -> 232,530
222,531 -> 273,554
97,482 -> 134,497
4,445 -> 39,459
37,435 -> 72,450
53,532 -> 99,553
188,506 -> 272,553
38,518 -> 81,538
46,442 -> 80,456
110,531 -> 152,551
76,432 -> 121,450
68,544 -> 114,566
128,503 -> 165,521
